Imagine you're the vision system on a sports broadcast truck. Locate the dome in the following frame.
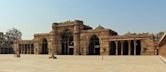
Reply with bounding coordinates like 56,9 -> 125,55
95,25 -> 105,29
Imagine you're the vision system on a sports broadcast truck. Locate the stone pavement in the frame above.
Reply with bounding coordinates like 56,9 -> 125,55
0,55 -> 165,72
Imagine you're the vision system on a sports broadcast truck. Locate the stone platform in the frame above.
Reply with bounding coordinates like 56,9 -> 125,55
0,55 -> 165,72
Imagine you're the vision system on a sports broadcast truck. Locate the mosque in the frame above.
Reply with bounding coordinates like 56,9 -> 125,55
13,20 -> 157,55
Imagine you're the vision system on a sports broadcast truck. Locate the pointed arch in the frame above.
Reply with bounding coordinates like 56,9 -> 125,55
88,35 -> 100,55
41,38 -> 48,54
61,29 -> 74,55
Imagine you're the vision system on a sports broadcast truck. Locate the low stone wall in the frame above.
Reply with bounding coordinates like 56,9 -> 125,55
159,44 -> 166,58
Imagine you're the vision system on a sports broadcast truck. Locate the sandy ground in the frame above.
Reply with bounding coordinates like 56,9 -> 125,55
0,55 -> 165,72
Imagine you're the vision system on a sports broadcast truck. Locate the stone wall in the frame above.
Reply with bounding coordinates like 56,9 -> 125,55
34,33 -> 53,54
159,44 -> 166,58
159,33 -> 166,58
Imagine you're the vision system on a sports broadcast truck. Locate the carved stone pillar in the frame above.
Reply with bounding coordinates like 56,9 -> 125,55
21,44 -> 23,54
16,42 -> 20,57
23,44 -> 25,54
74,24 -> 80,55
128,40 -> 131,55
121,41 -> 124,55
52,23 -> 58,55
140,40 -> 144,55
115,41 -> 118,55
20,45 -> 21,54
34,40 -> 40,54
134,40 -> 137,55
53,35 -> 58,55
29,44 -> 31,54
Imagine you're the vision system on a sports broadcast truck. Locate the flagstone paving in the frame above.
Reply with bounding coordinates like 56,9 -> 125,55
0,55 -> 165,72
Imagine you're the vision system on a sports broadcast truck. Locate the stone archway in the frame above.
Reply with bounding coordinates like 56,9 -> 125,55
110,41 -> 116,55
41,39 -> 48,54
123,41 -> 128,55
61,30 -> 74,55
88,35 -> 100,55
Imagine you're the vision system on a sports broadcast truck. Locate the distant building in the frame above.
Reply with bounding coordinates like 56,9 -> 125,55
13,20 -> 157,55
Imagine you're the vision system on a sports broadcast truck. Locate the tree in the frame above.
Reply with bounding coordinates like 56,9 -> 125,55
157,31 -> 164,40
0,28 -> 22,54
4,28 -> 22,48
5,28 -> 22,42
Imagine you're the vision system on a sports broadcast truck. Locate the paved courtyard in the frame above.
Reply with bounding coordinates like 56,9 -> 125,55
0,55 -> 165,72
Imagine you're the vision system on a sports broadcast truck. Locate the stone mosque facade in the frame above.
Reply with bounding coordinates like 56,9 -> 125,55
13,20 -> 158,55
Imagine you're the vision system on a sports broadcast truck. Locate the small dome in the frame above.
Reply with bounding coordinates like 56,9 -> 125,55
52,23 -> 59,26
95,25 -> 105,29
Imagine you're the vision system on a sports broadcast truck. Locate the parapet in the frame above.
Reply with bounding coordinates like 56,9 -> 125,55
52,20 -> 84,27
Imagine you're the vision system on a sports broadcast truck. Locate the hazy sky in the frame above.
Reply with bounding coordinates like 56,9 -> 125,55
0,0 -> 166,39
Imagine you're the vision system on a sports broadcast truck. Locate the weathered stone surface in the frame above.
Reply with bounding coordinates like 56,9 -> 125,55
159,32 -> 166,58
13,20 -> 157,55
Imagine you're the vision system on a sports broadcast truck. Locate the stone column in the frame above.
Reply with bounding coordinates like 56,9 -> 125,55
19,45 -> 21,54
28,44 -> 30,54
27,44 -> 29,54
52,23 -> 58,55
32,44 -> 34,54
25,44 -> 26,54
52,23 -> 59,55
121,41 -> 124,55
134,40 -> 137,55
54,37 -> 58,55
115,41 -> 118,55
20,44 -> 22,54
0,47 -> 1,54
52,24 -> 60,55
22,44 -> 24,54
25,44 -> 28,54
29,44 -> 31,54
128,40 -> 131,55
20,45 -> 22,54
84,36 -> 89,55
34,40 -> 40,54
24,44 -> 28,54
25,44 -> 27,54
74,24 -> 80,55
23,44 -> 24,54
16,42 -> 20,57
83,44 -> 87,55
140,40 -> 144,55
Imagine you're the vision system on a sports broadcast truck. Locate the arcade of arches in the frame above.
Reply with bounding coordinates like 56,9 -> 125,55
109,40 -> 141,55
18,44 -> 34,54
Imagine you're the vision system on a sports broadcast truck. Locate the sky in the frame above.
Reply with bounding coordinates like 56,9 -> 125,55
0,0 -> 166,39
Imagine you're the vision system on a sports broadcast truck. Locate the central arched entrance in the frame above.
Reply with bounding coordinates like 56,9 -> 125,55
41,39 -> 48,54
88,35 -> 100,55
61,30 -> 74,55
